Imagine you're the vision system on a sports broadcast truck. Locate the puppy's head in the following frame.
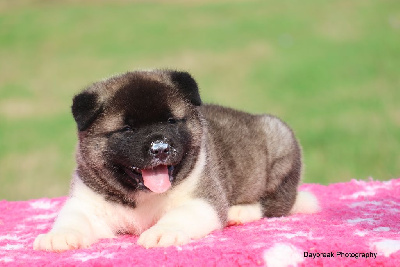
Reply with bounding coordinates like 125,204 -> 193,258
72,70 -> 203,194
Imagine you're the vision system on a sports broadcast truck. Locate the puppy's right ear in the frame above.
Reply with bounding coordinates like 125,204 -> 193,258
71,91 -> 103,131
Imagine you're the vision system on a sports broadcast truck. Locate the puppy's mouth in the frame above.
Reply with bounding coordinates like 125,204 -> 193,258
123,165 -> 174,193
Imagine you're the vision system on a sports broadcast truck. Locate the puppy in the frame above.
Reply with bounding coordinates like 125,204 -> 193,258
34,69 -> 319,251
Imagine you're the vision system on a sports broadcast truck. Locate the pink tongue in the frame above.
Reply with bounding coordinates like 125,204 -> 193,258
141,166 -> 171,193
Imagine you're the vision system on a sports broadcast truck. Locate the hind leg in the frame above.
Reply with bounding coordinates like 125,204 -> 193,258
227,203 -> 263,225
261,159 -> 301,218
261,186 -> 297,218
259,115 -> 302,218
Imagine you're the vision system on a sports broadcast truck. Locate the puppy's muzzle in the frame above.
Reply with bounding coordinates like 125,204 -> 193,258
150,140 -> 170,160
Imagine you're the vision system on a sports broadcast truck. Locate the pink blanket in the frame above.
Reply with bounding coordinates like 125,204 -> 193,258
1,178 -> 400,266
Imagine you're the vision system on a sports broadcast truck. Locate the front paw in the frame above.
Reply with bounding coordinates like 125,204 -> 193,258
33,229 -> 91,252
138,225 -> 190,248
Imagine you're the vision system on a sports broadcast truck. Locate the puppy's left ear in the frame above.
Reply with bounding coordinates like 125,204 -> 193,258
169,71 -> 202,106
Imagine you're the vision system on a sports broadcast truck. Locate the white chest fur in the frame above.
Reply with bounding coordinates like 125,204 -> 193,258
34,146 -> 222,250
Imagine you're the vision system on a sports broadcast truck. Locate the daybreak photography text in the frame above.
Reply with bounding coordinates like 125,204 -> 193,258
304,251 -> 378,259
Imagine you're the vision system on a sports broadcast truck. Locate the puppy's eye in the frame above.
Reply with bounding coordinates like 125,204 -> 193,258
121,125 -> 133,132
167,118 -> 177,124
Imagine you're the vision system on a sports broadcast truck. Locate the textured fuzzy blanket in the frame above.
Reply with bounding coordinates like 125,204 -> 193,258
1,178 -> 400,267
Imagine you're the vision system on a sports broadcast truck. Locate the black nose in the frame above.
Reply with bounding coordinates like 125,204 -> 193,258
149,140 -> 170,159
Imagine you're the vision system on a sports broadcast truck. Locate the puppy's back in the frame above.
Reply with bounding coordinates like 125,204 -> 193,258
199,104 -> 301,210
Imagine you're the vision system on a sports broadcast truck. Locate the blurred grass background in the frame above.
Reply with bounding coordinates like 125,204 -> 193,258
0,0 -> 399,201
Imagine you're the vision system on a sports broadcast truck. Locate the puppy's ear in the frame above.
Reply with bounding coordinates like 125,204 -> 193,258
169,71 -> 202,106
71,90 -> 103,131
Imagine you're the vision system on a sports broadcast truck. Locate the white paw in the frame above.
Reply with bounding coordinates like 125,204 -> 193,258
137,225 -> 190,248
33,229 -> 91,252
227,203 -> 263,225
290,191 -> 320,214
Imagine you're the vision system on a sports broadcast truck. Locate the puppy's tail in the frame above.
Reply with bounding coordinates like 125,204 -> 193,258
290,190 -> 320,215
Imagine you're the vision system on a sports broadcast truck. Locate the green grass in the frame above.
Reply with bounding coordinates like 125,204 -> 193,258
1,0 -> 399,200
